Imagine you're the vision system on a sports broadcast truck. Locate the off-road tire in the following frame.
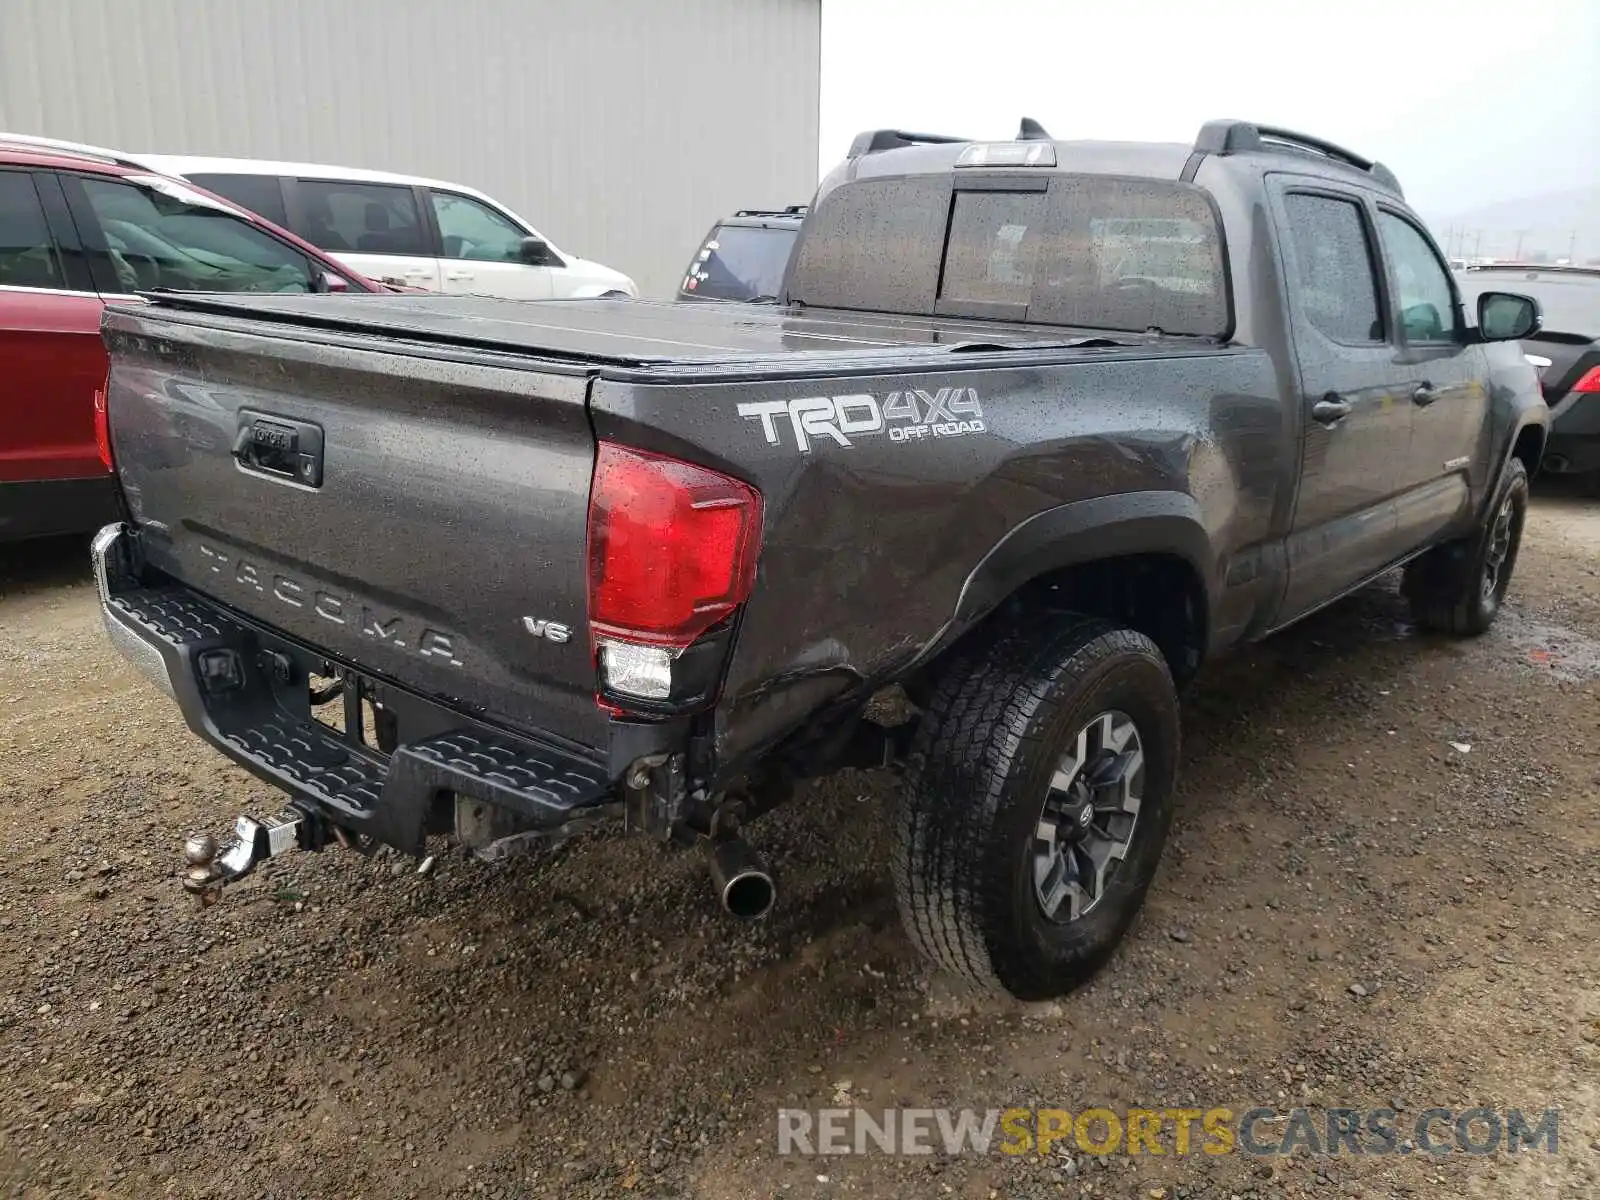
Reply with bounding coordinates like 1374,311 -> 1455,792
893,616 -> 1180,1000
1403,458 -> 1529,636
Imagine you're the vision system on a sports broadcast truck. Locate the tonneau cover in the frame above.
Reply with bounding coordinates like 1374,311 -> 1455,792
111,293 -> 1224,373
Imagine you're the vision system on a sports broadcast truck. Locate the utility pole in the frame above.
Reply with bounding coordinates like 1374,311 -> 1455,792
1473,229 -> 1483,259
1514,229 -> 1528,260
1568,229 -> 1579,263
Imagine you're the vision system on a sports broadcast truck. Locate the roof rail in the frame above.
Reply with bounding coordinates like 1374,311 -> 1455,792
1463,262 -> 1600,276
733,205 -> 808,218
847,128 -> 970,157
1017,117 -> 1051,141
1191,119 -> 1403,196
0,131 -> 159,172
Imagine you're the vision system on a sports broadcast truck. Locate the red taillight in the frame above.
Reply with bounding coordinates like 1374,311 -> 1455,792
587,442 -> 763,648
1572,365 -> 1600,394
93,383 -> 112,470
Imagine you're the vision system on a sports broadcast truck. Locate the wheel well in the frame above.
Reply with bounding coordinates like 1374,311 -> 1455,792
1512,426 -> 1546,478
912,553 -> 1208,694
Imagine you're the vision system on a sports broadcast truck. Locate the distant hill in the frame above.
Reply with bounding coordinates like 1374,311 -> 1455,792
1426,186 -> 1600,264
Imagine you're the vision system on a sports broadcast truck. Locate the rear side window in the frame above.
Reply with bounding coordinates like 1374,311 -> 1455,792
295,179 -> 430,256
683,223 -> 798,301
789,173 -> 1229,336
1281,194 -> 1383,344
187,173 -> 290,228
0,171 -> 65,289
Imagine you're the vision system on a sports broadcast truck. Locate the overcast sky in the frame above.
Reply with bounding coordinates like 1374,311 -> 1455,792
819,0 -> 1600,220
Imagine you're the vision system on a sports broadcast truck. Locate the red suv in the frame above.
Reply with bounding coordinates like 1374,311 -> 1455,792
0,135 -> 386,543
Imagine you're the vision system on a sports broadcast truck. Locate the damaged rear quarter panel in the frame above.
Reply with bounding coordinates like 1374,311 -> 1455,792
589,344 -> 1285,775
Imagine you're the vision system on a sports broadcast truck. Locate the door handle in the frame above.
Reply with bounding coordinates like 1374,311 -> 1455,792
231,411 -> 324,488
1311,396 -> 1352,425
402,268 -> 430,278
445,271 -> 474,282
1411,382 -> 1439,406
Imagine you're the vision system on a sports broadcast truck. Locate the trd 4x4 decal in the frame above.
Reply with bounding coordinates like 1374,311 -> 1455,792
737,388 -> 985,453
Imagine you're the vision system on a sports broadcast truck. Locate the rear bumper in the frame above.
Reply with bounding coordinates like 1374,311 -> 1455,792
0,474 -> 117,543
92,524 -> 619,854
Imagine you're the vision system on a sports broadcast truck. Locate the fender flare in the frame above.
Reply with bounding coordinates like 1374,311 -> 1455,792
1486,416 -> 1549,516
920,491 -> 1219,660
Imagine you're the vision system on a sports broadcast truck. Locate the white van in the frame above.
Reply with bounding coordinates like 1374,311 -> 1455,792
137,155 -> 637,300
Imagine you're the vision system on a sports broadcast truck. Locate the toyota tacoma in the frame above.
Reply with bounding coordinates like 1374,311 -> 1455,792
93,119 -> 1548,1000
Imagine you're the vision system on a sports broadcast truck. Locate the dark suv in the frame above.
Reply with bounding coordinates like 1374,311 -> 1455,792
676,206 -> 805,303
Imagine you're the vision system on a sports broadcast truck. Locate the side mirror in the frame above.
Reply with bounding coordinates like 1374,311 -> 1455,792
518,236 -> 555,266
1477,291 -> 1541,342
321,272 -> 351,293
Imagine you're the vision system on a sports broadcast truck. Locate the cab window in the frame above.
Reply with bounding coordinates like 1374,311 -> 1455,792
1377,211 -> 1458,343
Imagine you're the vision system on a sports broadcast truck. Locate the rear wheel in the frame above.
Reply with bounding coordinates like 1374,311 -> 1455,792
893,616 -> 1180,1000
1403,458 -> 1528,635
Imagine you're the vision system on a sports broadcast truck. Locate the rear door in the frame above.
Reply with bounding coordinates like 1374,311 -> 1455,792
0,168 -> 107,487
287,178 -> 441,291
1271,182 -> 1414,619
425,189 -> 552,299
1373,208 -> 1487,546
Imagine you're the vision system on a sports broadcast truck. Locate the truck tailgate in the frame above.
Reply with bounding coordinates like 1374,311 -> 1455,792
102,305 -> 607,752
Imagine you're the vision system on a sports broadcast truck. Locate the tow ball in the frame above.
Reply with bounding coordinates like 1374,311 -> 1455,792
181,804 -> 321,906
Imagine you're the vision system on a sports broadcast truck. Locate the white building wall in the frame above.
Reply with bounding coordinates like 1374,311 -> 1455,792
0,0 -> 822,296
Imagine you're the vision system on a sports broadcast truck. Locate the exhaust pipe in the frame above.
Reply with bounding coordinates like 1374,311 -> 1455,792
707,836 -> 776,920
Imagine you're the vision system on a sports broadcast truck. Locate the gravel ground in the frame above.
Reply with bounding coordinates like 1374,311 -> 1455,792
1,489 -> 1597,1200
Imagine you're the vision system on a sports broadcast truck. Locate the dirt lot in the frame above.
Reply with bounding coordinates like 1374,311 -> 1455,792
2,492 -> 1597,1200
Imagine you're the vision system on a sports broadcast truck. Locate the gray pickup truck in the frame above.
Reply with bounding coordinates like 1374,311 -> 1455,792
94,119 -> 1548,1001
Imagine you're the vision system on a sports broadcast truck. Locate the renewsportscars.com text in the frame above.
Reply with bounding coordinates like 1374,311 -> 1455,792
776,1106 -> 1560,1158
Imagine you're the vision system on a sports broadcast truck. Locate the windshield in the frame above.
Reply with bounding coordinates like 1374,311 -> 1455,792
682,224 -> 798,301
1455,271 -> 1600,337
80,176 -> 319,294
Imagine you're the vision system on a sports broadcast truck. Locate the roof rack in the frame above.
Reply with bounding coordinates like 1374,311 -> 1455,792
1191,120 -> 1403,196
0,131 -> 160,172
732,205 -> 808,218
847,128 -> 970,157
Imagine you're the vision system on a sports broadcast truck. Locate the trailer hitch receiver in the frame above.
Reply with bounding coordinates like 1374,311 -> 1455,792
182,803 -> 320,906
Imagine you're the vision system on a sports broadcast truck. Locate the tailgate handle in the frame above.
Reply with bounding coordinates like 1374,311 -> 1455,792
233,411 -> 325,488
